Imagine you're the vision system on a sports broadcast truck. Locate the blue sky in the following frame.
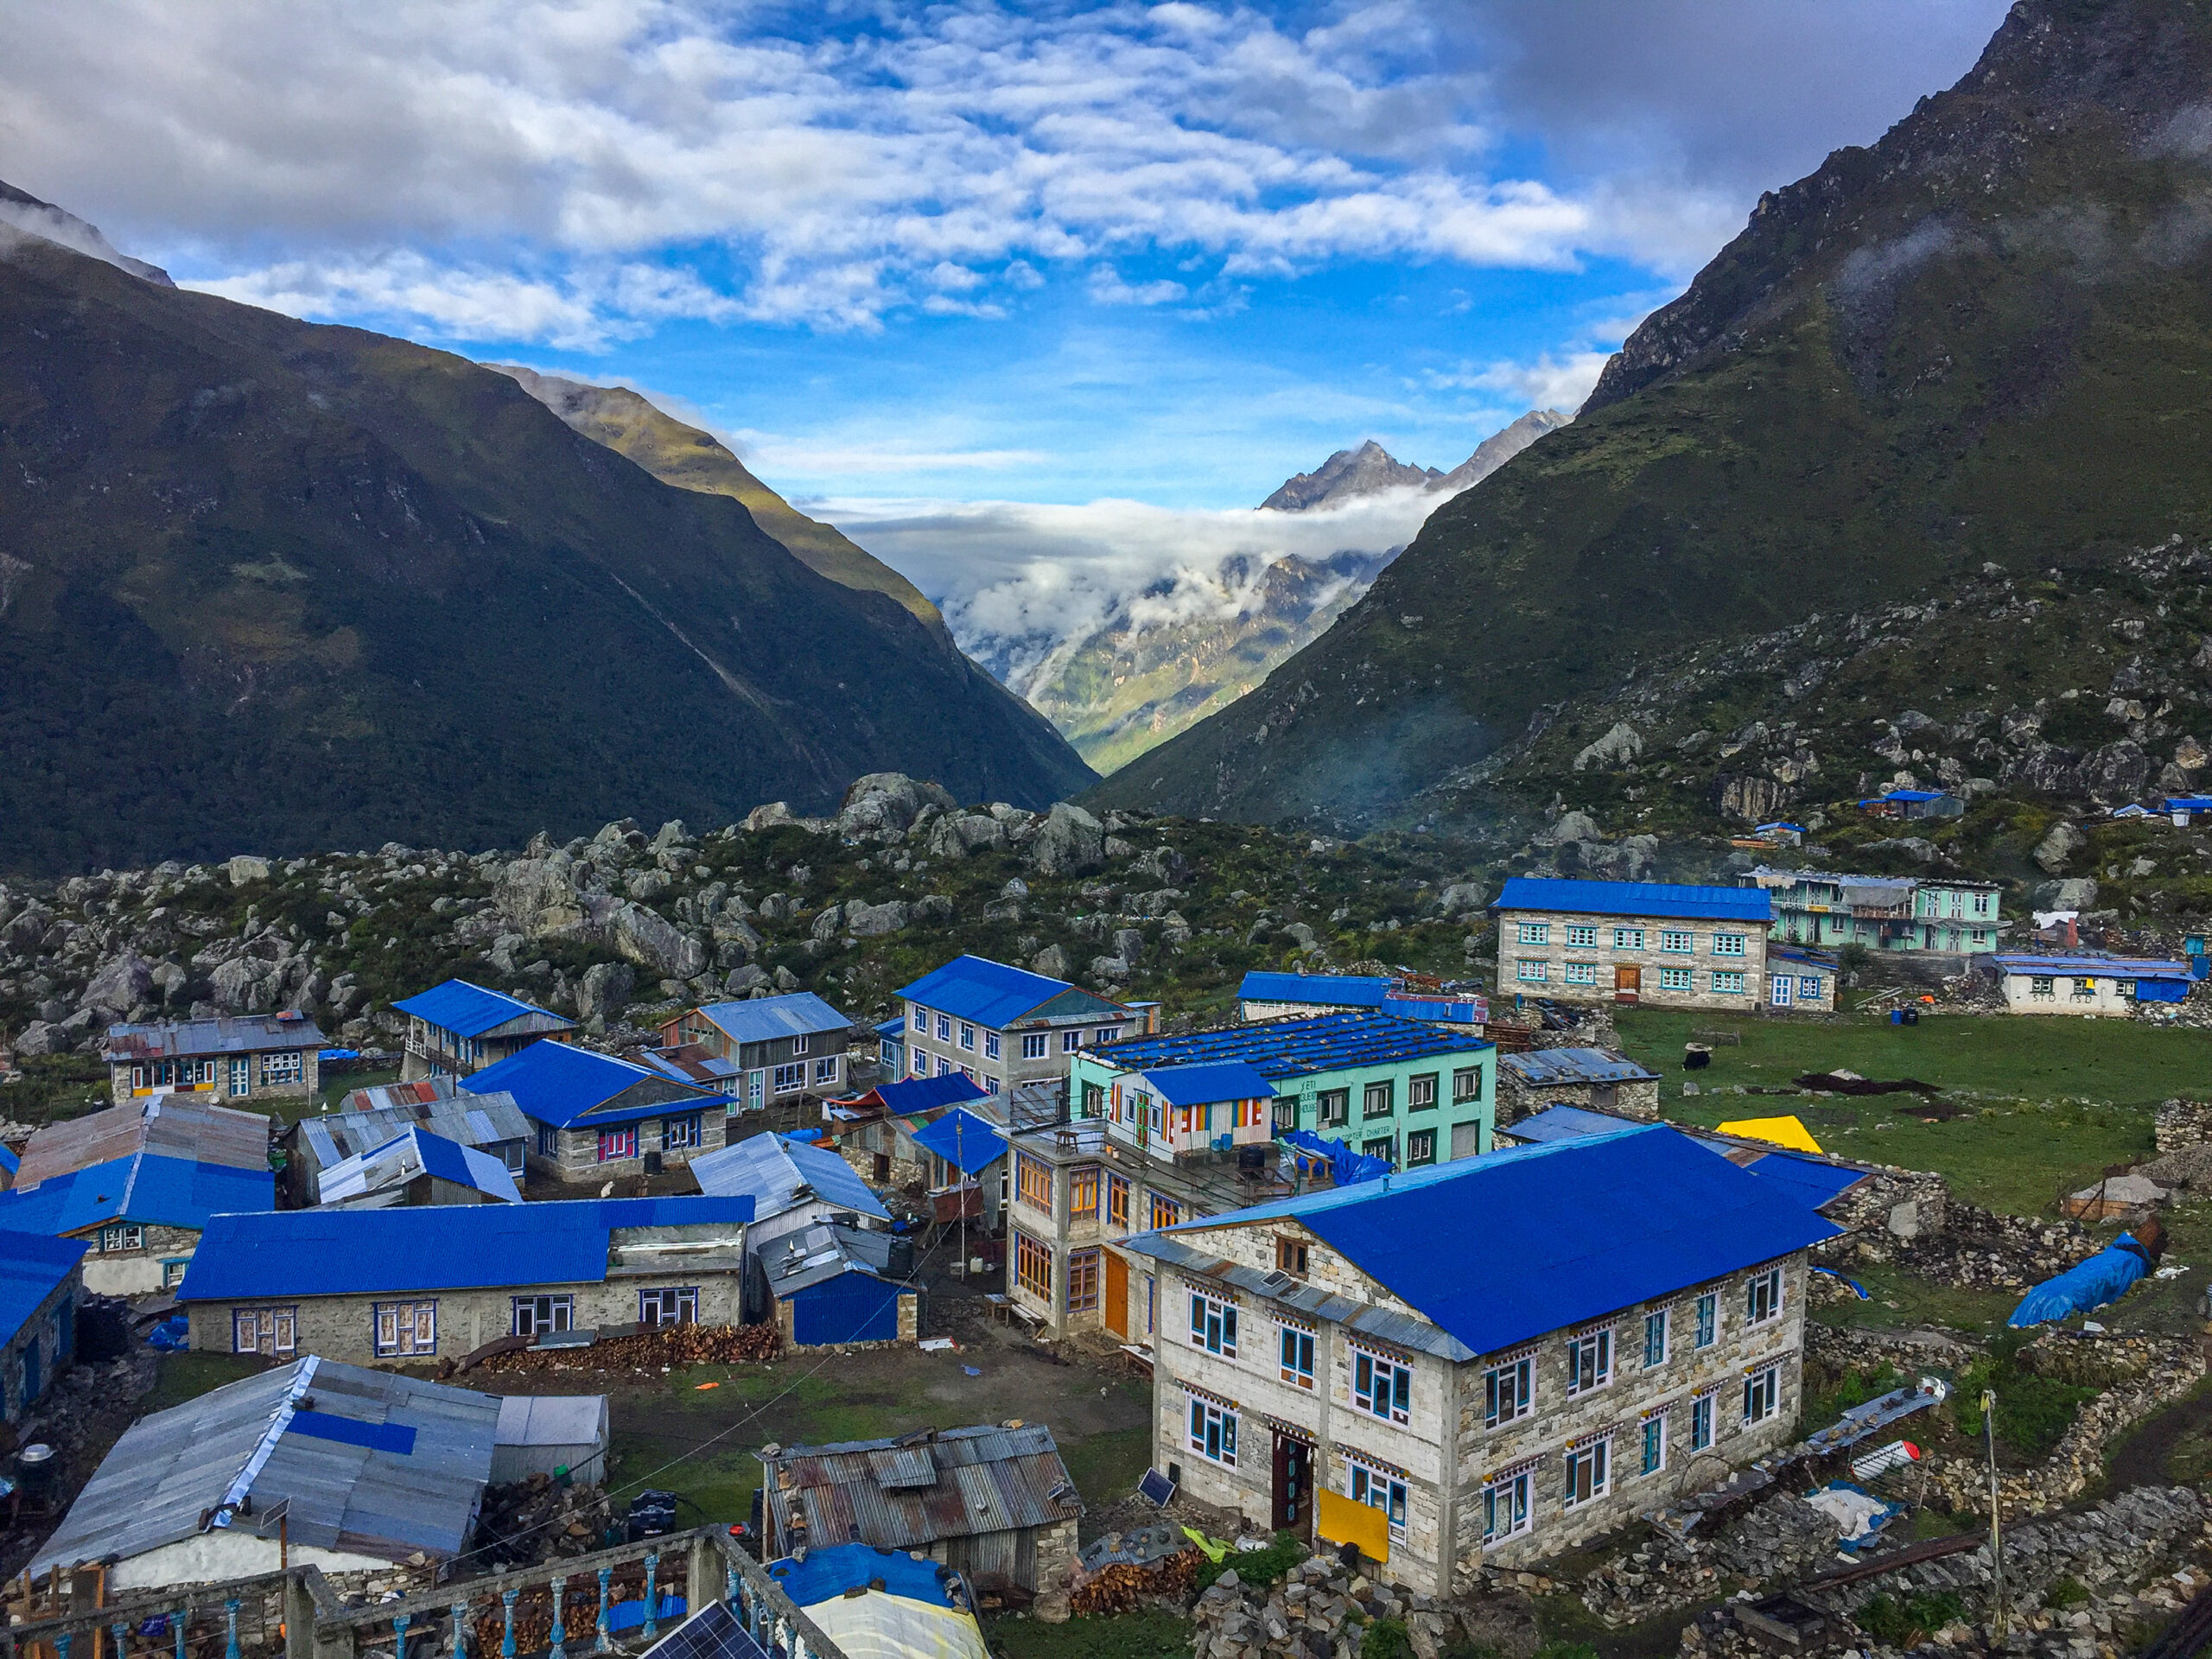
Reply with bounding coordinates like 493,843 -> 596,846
7,0 -> 2011,514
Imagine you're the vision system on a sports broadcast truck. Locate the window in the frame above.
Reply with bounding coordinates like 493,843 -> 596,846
1563,1438 -> 1610,1508
1069,1166 -> 1101,1220
1484,1356 -> 1532,1427
1970,929 -> 1989,948
1063,1029 -> 1083,1052
1643,1309 -> 1669,1368
1516,960 -> 1548,984
773,1062 -> 805,1091
959,1023 -> 976,1052
911,1049 -> 930,1077
1562,962 -> 1599,985
513,1294 -> 573,1338
1565,1327 -> 1612,1396
1279,1324 -> 1315,1389
1190,1292 -> 1237,1357
160,1258 -> 188,1289
1351,1465 -> 1408,1541
1083,1081 -> 1106,1118
814,1057 -> 838,1084
1148,1193 -> 1183,1230
1452,1067 -> 1481,1103
662,1114 -> 702,1151
912,1007 -> 928,1033
791,1034 -> 810,1057
596,1126 -> 639,1162
639,1287 -> 699,1326
984,1033 -> 1001,1060
1014,1231 -> 1052,1298
1613,927 -> 1644,950
1660,930 -> 1694,954
1319,1089 -> 1351,1128
1188,1396 -> 1236,1466
1712,970 -> 1746,995
1713,933 -> 1747,957
1690,1393 -> 1714,1451
1745,1266 -> 1783,1325
537,1122 -> 559,1158
1066,1249 -> 1101,1313
1974,893 -> 1993,916
1564,925 -> 1599,948
1694,1293 -> 1718,1348
1363,1080 -> 1393,1117
232,1306 -> 297,1356
1658,967 -> 1694,991
1362,1136 -> 1395,1165
1275,1236 -> 1310,1276
1408,1073 -> 1438,1110
1483,1471 -> 1531,1543
1799,976 -> 1824,1000
1108,1174 -> 1130,1229
2031,976 -> 2056,998
936,1014 -> 951,1040
1016,1154 -> 1052,1212
1641,1415 -> 1668,1478
374,1300 -> 437,1357
1744,1364 -> 1780,1425
1405,1129 -> 1437,1166
1021,1033 -> 1048,1059
1354,1351 -> 1412,1424
1516,922 -> 1548,945
1096,1026 -> 1124,1046
97,1224 -> 143,1254
261,1050 -> 302,1088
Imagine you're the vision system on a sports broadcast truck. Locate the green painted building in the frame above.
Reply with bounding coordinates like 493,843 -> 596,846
1744,868 -> 2004,955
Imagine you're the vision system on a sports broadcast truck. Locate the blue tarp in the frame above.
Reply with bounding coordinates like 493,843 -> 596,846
2009,1235 -> 2152,1327
1280,1128 -> 1392,1186
768,1543 -> 961,1609
2138,977 -> 2191,1003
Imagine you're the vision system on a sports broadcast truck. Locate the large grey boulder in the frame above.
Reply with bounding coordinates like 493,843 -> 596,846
493,857 -> 585,933
809,903 -> 847,943
577,962 -> 635,1025
927,812 -> 1008,859
1436,880 -> 1486,916
836,773 -> 957,842
1031,944 -> 1071,978
226,855 -> 271,887
82,954 -> 154,1019
1031,803 -> 1106,877
208,956 -> 275,1013
2035,820 -> 2087,874
846,900 -> 912,938
1573,721 -> 1643,771
607,901 -> 708,979
14,1021 -> 61,1056
1112,927 -> 1147,964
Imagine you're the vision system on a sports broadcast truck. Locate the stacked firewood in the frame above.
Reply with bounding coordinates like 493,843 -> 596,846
475,1324 -> 780,1375
1069,1549 -> 1200,1616
468,1476 -> 619,1566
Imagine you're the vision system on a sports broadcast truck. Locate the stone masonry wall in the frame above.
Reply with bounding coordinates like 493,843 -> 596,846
1497,906 -> 1771,1014
2157,1097 -> 2212,1153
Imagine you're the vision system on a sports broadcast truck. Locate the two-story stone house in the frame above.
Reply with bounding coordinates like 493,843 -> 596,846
659,993 -> 857,1112
392,980 -> 575,1080
1492,879 -> 1774,1012
1740,868 -> 2004,957
461,1041 -> 733,1181
895,956 -> 1147,1095
1122,1124 -> 1838,1593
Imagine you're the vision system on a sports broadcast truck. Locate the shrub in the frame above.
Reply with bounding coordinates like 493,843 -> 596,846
1193,1533 -> 1307,1593
1360,1620 -> 1412,1659
2045,1579 -> 2090,1610
1856,1591 -> 1967,1645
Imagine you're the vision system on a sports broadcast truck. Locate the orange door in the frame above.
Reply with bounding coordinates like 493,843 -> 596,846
1614,963 -> 1642,1003
1104,1249 -> 1129,1338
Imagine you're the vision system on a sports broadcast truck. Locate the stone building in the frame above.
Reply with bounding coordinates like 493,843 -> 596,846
392,979 -> 575,1081
177,1194 -> 752,1362
1493,879 -> 1774,1013
893,955 -> 1147,1094
461,1040 -> 732,1180
1740,868 -> 2003,957
1122,1125 -> 1837,1593
1237,972 -> 1486,1033
0,1230 -> 85,1421
1495,1047 -> 1661,1128
103,1012 -> 325,1109
1980,953 -> 2197,1016
659,992 -> 858,1111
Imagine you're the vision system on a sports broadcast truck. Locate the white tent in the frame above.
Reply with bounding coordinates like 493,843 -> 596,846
491,1395 -> 609,1485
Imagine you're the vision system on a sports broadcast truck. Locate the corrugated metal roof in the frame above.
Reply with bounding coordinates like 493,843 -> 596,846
311,1088 -> 531,1160
1237,973 -> 1484,1023
391,980 -> 575,1039
762,1424 -> 1079,1553
315,1128 -> 521,1206
1494,877 -> 1771,924
692,994 -> 857,1047
759,1220 -> 912,1299
895,956 -> 1126,1029
1993,954 -> 2194,977
1123,1125 -> 1839,1360
494,1395 -> 607,1451
1503,1104 -> 1639,1144
871,1074 -> 989,1116
16,1098 -> 269,1190
0,1152 -> 271,1238
32,1356 -> 498,1575
102,1013 -> 326,1063
1128,1232 -> 1475,1360
1137,1061 -> 1278,1107
1092,1012 -> 1488,1081
692,1134 -> 890,1224
1767,944 -> 1839,971
912,1109 -> 1006,1174
176,1194 -> 753,1301
1499,1047 -> 1657,1087
0,1230 -> 84,1343
461,1041 -> 730,1128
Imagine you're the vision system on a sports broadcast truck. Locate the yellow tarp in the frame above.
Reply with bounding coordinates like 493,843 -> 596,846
1717,1114 -> 1824,1154
1315,1489 -> 1390,1563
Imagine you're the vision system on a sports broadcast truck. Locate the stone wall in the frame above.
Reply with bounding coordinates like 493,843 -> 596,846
1496,906 -> 1771,1014
1192,1553 -> 1469,1659
2156,1096 -> 2212,1153
1818,1166 -> 1952,1242
536,1109 -> 728,1180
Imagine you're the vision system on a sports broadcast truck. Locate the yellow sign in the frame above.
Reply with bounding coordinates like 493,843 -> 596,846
1315,1490 -> 1390,1563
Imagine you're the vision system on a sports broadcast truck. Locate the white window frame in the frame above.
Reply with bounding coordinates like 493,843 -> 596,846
1640,1414 -> 1669,1478
1690,1392 -> 1715,1451
373,1300 -> 437,1357
773,1062 -> 805,1091
513,1294 -> 574,1338
1452,1067 -> 1481,1103
639,1286 -> 700,1326
1063,1029 -> 1083,1052
1278,1323 -> 1315,1389
813,1057 -> 838,1084
984,1033 -> 1001,1059
1349,1463 -> 1408,1541
1745,1265 -> 1783,1325
1189,1292 -> 1237,1357
1021,1033 -> 1048,1059
1563,1437 -> 1611,1509
959,1023 -> 976,1052
1744,1363 -> 1781,1426
911,1049 -> 931,1077
1694,1292 -> 1718,1349
1188,1395 -> 1237,1466
1484,1354 -> 1532,1428
792,1034 -> 810,1057
1565,1326 -> 1612,1396
1405,1128 -> 1437,1166
912,1006 -> 928,1033
1353,1349 -> 1413,1425
98,1224 -> 143,1254
1483,1469 -> 1531,1544
1642,1308 -> 1669,1369
936,1014 -> 951,1040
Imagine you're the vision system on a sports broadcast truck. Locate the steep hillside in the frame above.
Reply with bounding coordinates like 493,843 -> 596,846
1428,410 -> 1569,494
486,365 -> 947,639
0,201 -> 1094,874
1092,0 -> 2212,833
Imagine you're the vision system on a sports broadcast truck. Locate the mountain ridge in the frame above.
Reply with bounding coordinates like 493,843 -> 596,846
1258,410 -> 1570,512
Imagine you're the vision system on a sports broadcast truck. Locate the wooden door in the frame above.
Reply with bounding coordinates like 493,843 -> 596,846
1104,1249 -> 1129,1338
1614,963 -> 1641,1003
1272,1433 -> 1313,1533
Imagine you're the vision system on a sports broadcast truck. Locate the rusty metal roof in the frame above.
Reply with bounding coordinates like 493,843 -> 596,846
16,1097 -> 270,1190
761,1424 -> 1078,1551
102,1012 -> 326,1063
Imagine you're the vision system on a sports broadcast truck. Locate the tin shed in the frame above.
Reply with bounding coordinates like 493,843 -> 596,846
491,1394 -> 609,1484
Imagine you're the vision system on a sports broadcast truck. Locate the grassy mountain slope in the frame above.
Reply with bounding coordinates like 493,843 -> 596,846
0,223 -> 1094,874
1091,0 -> 2212,833
486,365 -> 947,639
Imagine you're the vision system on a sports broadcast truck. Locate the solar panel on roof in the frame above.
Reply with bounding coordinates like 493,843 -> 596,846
639,1601 -> 768,1659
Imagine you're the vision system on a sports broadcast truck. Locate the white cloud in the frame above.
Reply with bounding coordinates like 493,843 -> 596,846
1087,267 -> 1187,306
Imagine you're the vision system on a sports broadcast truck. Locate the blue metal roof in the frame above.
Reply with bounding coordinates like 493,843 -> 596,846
0,1146 -> 19,1177
1993,954 -> 2194,978
874,1074 -> 988,1116
896,956 -> 1122,1028
1092,1012 -> 1488,1083
1494,876 -> 1772,924
692,994 -> 855,1047
912,1109 -> 1007,1174
1499,1047 -> 1657,1086
0,1153 -> 272,1238
391,980 -> 570,1039
690,1133 -> 891,1224
0,1230 -> 85,1344
1137,1061 -> 1277,1107
1125,1125 -> 1839,1358
461,1041 -> 728,1128
1858,790 -> 1947,804
319,1128 -> 520,1205
874,1018 -> 906,1039
1768,944 -> 1839,971
1237,973 -> 1481,1023
1503,1105 -> 1637,1144
175,1194 -> 753,1301
1726,1148 -> 1868,1211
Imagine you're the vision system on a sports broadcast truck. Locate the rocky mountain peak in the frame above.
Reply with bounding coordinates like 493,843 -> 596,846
0,179 -> 172,287
1261,440 -> 1441,512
